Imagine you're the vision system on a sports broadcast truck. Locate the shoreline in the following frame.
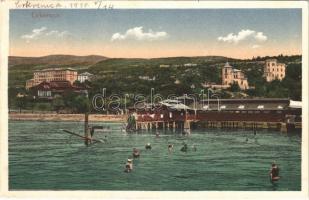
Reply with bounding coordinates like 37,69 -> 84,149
9,113 -> 127,122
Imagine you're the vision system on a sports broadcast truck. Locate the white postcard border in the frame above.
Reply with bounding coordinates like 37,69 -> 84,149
0,1 -> 308,200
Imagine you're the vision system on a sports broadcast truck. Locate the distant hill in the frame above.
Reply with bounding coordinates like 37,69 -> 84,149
9,55 -> 234,68
9,55 -> 108,67
89,56 -> 237,72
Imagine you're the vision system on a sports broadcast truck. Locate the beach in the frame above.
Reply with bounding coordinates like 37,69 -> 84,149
9,113 -> 126,122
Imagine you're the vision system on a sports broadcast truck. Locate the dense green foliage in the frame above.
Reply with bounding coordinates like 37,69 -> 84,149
52,95 -> 65,113
8,55 -> 302,112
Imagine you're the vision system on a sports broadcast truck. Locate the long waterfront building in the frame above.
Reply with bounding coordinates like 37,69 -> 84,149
26,68 -> 78,89
130,98 -> 301,132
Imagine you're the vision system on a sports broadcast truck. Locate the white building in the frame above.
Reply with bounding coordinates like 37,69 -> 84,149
264,59 -> 286,82
184,63 -> 197,67
77,72 -> 94,83
138,76 -> 156,81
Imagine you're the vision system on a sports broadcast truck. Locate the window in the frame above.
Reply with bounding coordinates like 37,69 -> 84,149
257,105 -> 264,109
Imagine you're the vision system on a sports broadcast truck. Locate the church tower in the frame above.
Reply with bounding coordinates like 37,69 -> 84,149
222,62 -> 233,85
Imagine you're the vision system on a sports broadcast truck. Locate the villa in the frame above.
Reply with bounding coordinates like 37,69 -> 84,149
222,62 -> 249,90
264,59 -> 286,82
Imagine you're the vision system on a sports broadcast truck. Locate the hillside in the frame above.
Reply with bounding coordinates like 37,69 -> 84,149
88,56 -> 236,72
9,54 -> 108,67
8,55 -> 234,88
8,54 -> 108,88
8,54 -> 302,103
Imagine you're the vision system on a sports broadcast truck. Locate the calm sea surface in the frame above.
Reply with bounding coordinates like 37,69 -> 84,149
9,121 -> 301,191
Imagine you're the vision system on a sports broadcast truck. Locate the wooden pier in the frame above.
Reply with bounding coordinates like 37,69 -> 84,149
134,120 -> 294,133
130,98 -> 302,133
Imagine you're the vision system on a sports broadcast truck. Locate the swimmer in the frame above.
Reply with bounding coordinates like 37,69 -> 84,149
180,143 -> 188,152
184,129 -> 191,135
192,145 -> 197,152
168,143 -> 174,153
155,132 -> 160,138
103,135 -> 108,143
269,162 -> 280,182
121,124 -> 126,132
132,148 -> 140,158
124,159 -> 133,173
145,143 -> 152,150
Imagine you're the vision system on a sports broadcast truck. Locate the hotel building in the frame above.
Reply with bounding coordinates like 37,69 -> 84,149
26,68 -> 78,89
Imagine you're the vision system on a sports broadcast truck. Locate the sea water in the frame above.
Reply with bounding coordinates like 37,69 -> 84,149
9,121 -> 301,191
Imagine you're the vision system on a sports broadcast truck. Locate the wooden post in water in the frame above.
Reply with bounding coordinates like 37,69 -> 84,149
280,122 -> 287,133
84,113 -> 89,146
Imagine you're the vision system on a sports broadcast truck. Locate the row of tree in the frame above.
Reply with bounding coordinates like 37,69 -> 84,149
11,93 -> 90,114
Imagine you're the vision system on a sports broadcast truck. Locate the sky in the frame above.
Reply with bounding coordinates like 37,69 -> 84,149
10,9 -> 302,59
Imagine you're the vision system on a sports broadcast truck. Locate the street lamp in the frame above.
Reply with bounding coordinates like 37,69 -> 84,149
207,88 -> 215,110
211,94 -> 220,111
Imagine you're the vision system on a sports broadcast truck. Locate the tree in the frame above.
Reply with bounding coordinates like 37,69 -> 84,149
265,80 -> 289,98
35,103 -> 52,112
26,96 -> 36,113
72,95 -> 90,114
63,91 -> 78,111
52,95 -> 65,113
229,82 -> 241,92
16,96 -> 27,113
